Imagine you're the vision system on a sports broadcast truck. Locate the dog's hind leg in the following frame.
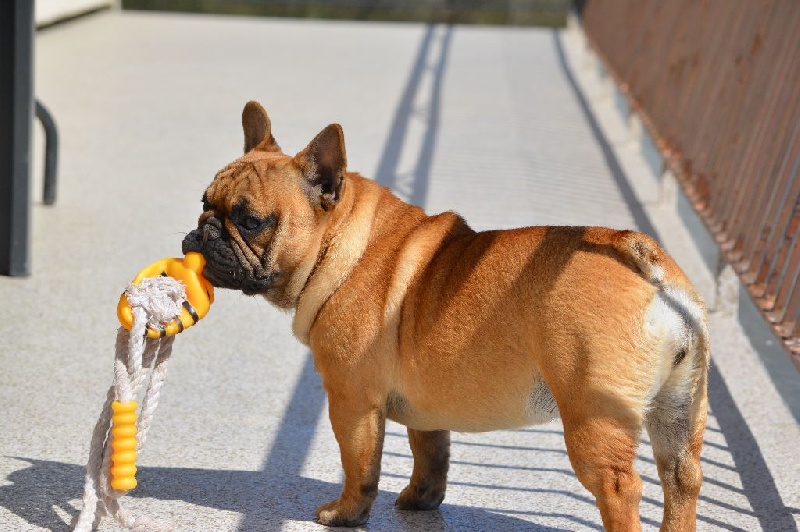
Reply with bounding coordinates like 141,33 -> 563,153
643,284 -> 709,532
562,405 -> 644,531
395,428 -> 450,511
645,348 -> 708,532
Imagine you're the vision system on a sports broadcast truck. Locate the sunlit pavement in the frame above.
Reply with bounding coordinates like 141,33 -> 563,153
0,11 -> 797,531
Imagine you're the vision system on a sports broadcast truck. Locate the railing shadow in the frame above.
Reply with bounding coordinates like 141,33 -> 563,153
1,456 -> 577,531
373,24 -> 451,209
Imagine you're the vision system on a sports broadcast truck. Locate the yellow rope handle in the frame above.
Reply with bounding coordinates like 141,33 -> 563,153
110,400 -> 138,491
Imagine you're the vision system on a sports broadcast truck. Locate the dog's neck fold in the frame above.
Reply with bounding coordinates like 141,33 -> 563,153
291,175 -> 382,345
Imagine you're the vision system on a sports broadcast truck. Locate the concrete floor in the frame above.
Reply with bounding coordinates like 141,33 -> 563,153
0,10 -> 798,531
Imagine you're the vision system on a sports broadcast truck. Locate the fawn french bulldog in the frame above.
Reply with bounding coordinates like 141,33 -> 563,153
182,101 -> 709,530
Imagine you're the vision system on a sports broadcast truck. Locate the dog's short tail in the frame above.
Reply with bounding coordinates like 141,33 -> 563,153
613,230 -> 667,286
612,228 -> 710,378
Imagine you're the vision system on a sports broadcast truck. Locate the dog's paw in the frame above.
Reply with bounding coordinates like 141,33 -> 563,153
395,482 -> 445,511
315,498 -> 370,527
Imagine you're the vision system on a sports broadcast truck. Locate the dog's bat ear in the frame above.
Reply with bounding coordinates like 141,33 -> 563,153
242,101 -> 280,153
295,124 -> 347,210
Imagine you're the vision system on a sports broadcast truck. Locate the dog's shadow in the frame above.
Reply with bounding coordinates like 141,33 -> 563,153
0,457 -> 584,531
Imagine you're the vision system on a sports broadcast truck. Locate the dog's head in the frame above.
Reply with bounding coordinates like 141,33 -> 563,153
182,101 -> 346,308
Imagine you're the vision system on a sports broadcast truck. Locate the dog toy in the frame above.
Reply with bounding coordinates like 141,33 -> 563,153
73,253 -> 213,531
117,252 -> 214,338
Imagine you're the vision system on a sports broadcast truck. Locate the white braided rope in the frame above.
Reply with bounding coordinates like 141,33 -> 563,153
137,336 -> 175,453
73,277 -> 186,531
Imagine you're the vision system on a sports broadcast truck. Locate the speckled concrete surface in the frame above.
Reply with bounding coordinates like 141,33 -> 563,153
0,11 -> 797,531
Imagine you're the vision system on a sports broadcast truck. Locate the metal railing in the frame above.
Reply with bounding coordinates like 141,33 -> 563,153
583,0 -> 800,369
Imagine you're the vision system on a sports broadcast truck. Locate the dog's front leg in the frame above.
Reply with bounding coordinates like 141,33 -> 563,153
396,428 -> 450,511
316,398 -> 385,527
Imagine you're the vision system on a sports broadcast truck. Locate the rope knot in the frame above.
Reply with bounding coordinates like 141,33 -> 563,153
124,277 -> 186,329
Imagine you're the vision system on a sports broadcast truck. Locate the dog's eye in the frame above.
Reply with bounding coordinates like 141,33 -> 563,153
202,193 -> 212,212
242,216 -> 261,231
235,213 -> 276,236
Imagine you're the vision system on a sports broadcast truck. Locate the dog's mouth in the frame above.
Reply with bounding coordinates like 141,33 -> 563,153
182,224 -> 278,295
203,262 -> 278,295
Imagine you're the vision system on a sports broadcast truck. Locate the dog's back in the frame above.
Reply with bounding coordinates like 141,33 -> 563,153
394,224 -> 706,419
384,218 -> 710,530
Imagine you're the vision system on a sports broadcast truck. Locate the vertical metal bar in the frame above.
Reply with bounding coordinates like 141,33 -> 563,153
0,0 -> 34,277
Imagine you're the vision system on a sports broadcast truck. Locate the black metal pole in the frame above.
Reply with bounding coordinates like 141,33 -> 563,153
0,1 -> 34,276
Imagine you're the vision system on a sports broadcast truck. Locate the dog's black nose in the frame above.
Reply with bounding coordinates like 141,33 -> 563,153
202,217 -> 224,242
182,217 -> 225,255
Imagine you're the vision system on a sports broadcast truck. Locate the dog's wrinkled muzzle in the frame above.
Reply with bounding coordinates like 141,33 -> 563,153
182,218 -> 276,295
182,217 -> 237,286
